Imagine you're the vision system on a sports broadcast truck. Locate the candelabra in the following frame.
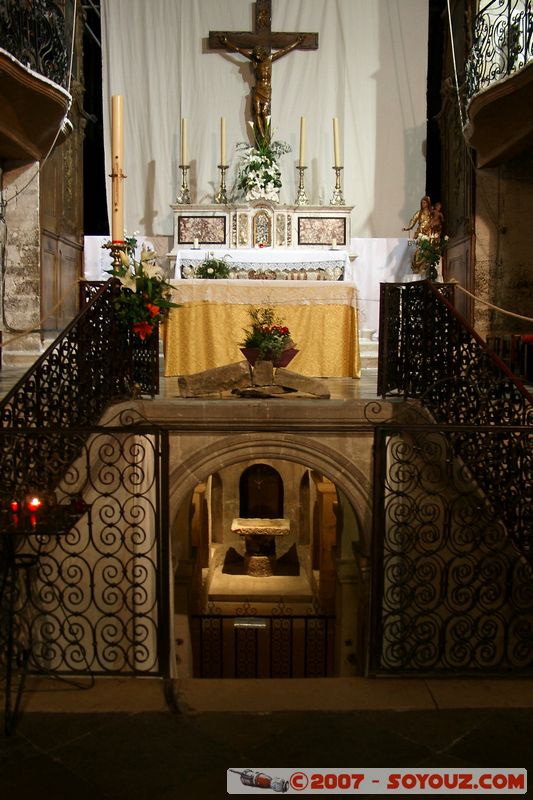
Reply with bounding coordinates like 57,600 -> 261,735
176,164 -> 191,204
215,165 -> 228,204
330,166 -> 345,206
295,166 -> 309,206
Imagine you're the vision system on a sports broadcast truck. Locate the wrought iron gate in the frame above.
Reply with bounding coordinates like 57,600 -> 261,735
0,427 -> 171,678
369,423 -> 533,675
191,612 -> 335,678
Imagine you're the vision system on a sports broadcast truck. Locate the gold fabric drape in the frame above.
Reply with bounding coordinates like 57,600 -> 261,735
163,280 -> 360,379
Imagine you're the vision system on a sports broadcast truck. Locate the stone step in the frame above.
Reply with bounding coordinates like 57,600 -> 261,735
359,335 -> 379,368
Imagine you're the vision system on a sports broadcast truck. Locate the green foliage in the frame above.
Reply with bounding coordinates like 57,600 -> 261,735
107,236 -> 179,339
241,306 -> 293,359
236,120 -> 291,201
414,234 -> 448,280
194,254 -> 231,279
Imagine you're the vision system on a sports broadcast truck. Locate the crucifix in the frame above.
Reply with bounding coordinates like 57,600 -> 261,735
209,0 -> 318,143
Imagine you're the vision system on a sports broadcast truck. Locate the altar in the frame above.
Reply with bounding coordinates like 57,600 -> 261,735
164,279 -> 360,379
169,202 -> 353,253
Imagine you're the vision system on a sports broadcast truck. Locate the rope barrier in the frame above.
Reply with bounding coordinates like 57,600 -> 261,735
450,280 -> 533,324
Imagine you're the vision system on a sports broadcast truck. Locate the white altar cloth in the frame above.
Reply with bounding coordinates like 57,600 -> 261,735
174,248 -> 350,280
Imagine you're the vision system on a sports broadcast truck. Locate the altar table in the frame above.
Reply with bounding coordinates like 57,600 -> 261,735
164,279 -> 360,379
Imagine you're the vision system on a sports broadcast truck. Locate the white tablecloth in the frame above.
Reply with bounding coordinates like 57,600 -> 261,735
174,247 -> 350,279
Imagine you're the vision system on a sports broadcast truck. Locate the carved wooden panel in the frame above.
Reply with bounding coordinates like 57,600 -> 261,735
40,82 -> 84,335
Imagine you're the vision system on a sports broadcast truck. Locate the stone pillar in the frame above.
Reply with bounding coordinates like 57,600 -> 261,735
335,559 -> 361,676
312,474 -> 338,614
2,162 -> 43,366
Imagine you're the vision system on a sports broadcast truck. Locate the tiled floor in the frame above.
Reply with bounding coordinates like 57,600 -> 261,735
1,681 -> 532,800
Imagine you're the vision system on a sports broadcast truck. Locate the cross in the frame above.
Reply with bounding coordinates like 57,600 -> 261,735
209,0 -> 318,143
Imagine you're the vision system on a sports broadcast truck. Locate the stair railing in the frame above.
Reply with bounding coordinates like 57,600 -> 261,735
377,280 -> 533,559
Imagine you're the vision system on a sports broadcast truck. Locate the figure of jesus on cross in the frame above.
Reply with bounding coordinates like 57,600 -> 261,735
209,0 -> 318,144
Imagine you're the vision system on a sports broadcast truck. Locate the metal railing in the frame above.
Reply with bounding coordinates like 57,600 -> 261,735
191,612 -> 335,678
369,420 -> 533,676
0,0 -> 73,89
0,279 -> 161,498
0,426 -> 170,685
377,280 -> 533,560
466,0 -> 533,97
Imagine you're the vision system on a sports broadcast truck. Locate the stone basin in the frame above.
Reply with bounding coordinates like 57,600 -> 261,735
231,517 -> 290,576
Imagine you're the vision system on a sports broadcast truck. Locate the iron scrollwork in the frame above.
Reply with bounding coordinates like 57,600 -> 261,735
466,0 -> 533,97
370,424 -> 533,675
0,0 -> 72,89
0,428 -> 166,681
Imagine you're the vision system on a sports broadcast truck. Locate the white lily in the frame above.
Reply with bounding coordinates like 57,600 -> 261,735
118,271 -> 137,291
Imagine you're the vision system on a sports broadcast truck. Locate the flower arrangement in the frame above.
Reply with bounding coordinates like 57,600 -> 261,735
193,252 -> 232,279
236,120 -> 291,202
108,236 -> 179,340
240,306 -> 295,361
410,234 -> 449,280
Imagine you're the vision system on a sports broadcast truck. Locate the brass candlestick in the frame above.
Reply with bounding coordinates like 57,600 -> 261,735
215,165 -> 228,204
103,240 -> 127,274
295,166 -> 309,206
176,164 -> 191,204
330,166 -> 345,206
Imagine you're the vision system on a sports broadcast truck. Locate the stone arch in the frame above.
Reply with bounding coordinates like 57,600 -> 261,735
168,433 -> 371,552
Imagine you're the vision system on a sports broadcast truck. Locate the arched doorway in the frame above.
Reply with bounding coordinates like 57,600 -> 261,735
239,463 -> 284,518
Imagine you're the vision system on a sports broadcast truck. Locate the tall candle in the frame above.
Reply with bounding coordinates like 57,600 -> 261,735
181,118 -> 188,165
111,95 -> 124,242
220,117 -> 226,165
333,117 -> 340,168
299,116 -> 306,168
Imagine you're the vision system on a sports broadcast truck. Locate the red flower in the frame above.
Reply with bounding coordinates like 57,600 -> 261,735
146,303 -> 160,317
132,321 -> 154,340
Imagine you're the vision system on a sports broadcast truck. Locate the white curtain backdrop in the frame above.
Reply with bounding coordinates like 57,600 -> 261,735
101,0 -> 428,239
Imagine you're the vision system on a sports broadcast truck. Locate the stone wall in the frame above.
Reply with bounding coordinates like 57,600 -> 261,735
2,161 -> 43,365
474,149 -> 533,338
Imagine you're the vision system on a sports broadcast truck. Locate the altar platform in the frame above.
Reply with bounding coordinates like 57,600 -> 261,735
164,279 -> 360,379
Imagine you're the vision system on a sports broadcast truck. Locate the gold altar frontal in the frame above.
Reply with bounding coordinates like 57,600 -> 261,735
164,279 -> 360,379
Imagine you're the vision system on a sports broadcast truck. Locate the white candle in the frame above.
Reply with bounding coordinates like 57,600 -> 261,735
299,116 -> 306,168
220,117 -> 226,165
332,237 -> 337,249
333,117 -> 340,168
193,237 -> 199,249
181,118 -> 188,165
111,95 -> 124,242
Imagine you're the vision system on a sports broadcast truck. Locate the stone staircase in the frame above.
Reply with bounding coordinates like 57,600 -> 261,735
359,329 -> 379,370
